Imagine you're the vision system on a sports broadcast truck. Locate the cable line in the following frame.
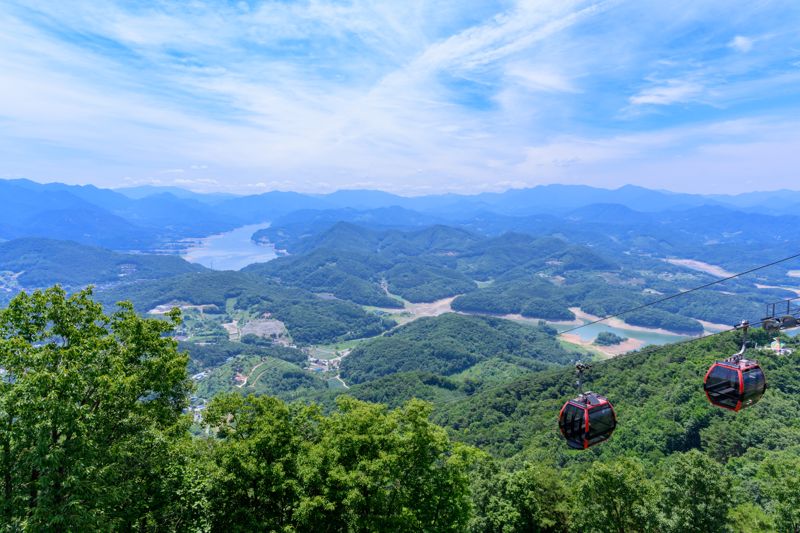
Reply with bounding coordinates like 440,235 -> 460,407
559,251 -> 800,335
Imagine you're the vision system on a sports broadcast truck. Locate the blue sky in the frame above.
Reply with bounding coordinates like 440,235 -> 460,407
1,0 -> 799,194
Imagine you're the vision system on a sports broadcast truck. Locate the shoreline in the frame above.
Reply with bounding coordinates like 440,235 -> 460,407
567,307 -> 693,337
559,333 -> 646,359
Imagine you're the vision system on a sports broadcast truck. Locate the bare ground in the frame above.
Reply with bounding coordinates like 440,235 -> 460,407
560,333 -> 645,358
665,258 -> 735,278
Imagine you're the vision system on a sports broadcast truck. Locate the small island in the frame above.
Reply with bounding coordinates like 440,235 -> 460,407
595,331 -> 628,346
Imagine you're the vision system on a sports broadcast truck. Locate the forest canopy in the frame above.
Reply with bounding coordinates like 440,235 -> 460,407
1,287 -> 798,531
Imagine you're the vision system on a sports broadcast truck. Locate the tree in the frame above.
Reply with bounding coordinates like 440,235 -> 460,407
757,452 -> 800,532
572,457 -> 659,533
295,397 -> 474,532
660,450 -> 729,533
0,287 -> 191,530
469,460 -> 569,533
203,393 -> 307,531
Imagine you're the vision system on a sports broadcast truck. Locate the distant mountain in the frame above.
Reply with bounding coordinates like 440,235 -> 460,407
564,203 -> 655,225
708,189 -> 800,214
0,179 -> 242,249
114,185 -> 239,203
314,189 -> 408,209
460,184 -> 718,215
214,191 -> 332,223
253,206 -> 442,252
6,177 -> 800,263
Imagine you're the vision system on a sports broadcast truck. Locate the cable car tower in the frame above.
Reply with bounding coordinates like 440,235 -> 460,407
704,297 -> 800,411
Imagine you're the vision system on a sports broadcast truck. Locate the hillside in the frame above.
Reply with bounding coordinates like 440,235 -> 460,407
97,270 -> 395,345
245,223 -> 480,305
435,328 -> 800,461
5,286 -> 799,532
0,238 -> 206,288
340,313 -> 576,384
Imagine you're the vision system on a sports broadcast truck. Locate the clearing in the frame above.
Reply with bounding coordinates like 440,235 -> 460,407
665,258 -> 735,278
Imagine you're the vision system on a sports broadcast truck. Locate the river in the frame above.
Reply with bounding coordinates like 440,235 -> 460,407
181,223 -> 277,271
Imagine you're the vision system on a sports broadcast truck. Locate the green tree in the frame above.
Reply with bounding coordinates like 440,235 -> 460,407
571,457 -> 659,533
296,397 -> 474,532
660,450 -> 729,533
0,287 -> 191,530
203,393 -> 306,532
728,502 -> 775,533
757,452 -> 800,532
469,460 -> 568,533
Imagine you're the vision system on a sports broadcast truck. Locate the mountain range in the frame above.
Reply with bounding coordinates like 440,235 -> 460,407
4,178 -> 800,251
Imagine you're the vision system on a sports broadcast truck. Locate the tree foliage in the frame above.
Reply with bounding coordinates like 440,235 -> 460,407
0,287 -> 191,529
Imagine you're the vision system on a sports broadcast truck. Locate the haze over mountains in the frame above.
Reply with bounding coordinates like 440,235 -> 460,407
4,177 -> 800,251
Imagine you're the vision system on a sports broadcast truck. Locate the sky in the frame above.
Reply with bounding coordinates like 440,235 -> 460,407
1,0 -> 800,195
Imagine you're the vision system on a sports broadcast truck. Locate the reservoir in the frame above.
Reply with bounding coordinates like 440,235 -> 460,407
554,321 -> 690,346
181,223 -> 277,271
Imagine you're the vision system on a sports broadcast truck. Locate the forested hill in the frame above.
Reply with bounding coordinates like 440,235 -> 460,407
0,238 -> 205,288
434,327 -> 800,461
340,313 -> 575,384
3,287 -> 799,531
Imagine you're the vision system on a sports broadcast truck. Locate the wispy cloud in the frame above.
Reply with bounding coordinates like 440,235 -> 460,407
629,80 -> 704,106
0,0 -> 799,194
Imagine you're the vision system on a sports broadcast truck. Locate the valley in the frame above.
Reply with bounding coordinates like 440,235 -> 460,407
180,222 -> 279,270
5,180 -> 800,531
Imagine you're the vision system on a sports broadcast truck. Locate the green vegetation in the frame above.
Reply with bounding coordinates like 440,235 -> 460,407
595,331 -> 627,345
452,276 -> 709,334
340,313 -> 577,384
384,261 -> 475,302
245,223 -> 479,305
0,287 -> 191,529
0,237 -> 204,288
246,248 -> 403,307
97,271 -> 395,345
2,287 -> 800,531
195,354 -> 326,401
180,338 -> 306,373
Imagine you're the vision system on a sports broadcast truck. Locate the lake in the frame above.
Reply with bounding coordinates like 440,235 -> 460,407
181,223 -> 277,271
554,321 -> 690,346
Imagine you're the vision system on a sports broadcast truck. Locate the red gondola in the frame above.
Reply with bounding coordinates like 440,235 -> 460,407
703,320 -> 767,411
704,359 -> 766,411
558,363 -> 616,449
559,392 -> 617,449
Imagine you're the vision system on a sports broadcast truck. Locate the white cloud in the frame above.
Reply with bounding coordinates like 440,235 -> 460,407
1,1 -> 799,194
505,64 -> 578,93
629,80 -> 704,106
729,35 -> 754,53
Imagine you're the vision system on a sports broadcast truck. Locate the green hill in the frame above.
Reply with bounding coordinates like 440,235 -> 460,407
7,286 -> 800,531
0,238 -> 205,288
245,223 -> 481,305
340,313 -> 577,385
434,328 -> 800,461
97,270 -> 395,345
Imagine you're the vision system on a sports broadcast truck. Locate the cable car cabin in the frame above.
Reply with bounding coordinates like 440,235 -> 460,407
703,359 -> 767,412
558,392 -> 617,450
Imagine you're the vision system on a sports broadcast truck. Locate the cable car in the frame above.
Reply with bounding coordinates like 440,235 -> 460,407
703,358 -> 766,411
703,320 -> 767,411
559,391 -> 617,449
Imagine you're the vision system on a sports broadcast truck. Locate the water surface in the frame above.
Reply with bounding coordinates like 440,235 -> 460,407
554,321 -> 690,346
182,223 -> 277,271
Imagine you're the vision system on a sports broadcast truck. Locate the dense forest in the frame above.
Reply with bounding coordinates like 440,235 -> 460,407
2,287 -> 798,531
340,314 -> 575,384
